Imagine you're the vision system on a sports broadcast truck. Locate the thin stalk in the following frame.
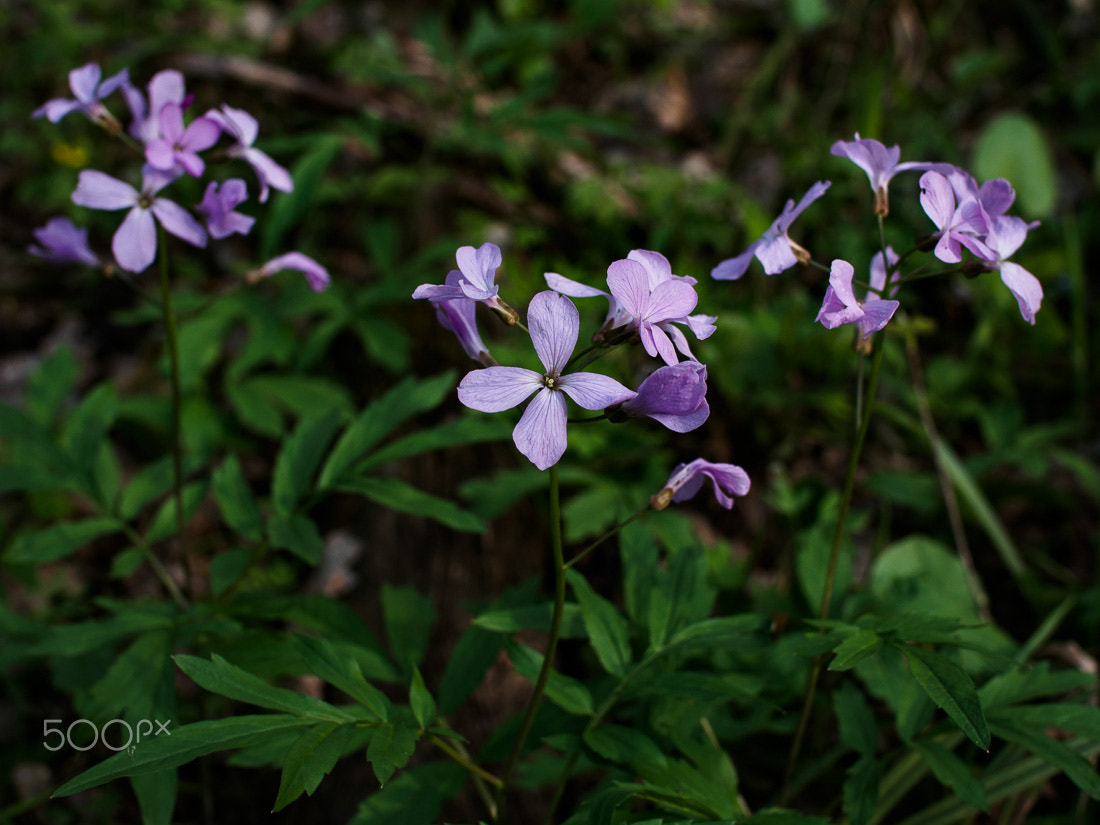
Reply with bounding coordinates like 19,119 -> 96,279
430,734 -> 503,789
780,337 -> 887,804
564,508 -> 648,569
494,463 -> 566,821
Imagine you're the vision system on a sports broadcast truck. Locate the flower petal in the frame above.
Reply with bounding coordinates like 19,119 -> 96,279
627,248 -> 674,288
113,207 -> 157,272
711,244 -> 759,280
513,388 -> 568,470
558,371 -> 633,410
999,262 -> 1042,325
919,171 -> 955,230
606,258 -> 651,318
72,170 -> 137,210
151,198 -> 207,248
528,290 -> 578,374
458,367 -> 541,412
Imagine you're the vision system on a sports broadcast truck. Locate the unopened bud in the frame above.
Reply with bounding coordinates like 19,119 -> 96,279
649,488 -> 674,510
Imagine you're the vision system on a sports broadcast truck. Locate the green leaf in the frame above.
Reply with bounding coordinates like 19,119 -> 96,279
409,667 -> 435,730
119,457 -> 176,521
348,761 -> 466,825
175,654 -> 353,722
211,455 -> 264,540
273,407 -> 345,516
144,481 -> 208,544
292,635 -> 390,721
0,402 -> 76,483
272,721 -> 353,812
506,641 -> 593,716
664,615 -> 768,654
833,681 -> 878,757
829,629 -> 883,671
267,511 -> 324,564
472,602 -> 586,637
61,382 -> 118,480
842,754 -> 881,825
130,770 -> 176,825
360,416 -> 512,471
336,476 -> 484,532
25,344 -> 79,427
912,737 -> 989,812
897,643 -> 990,751
209,548 -> 255,595
991,720 -> 1100,799
53,714 -> 317,796
381,585 -> 435,676
436,624 -> 502,716
367,720 -> 419,786
973,112 -> 1056,217
3,517 -> 122,563
988,702 -> 1100,741
261,132 -> 343,259
566,568 -> 631,677
317,372 -> 456,488
584,725 -> 667,773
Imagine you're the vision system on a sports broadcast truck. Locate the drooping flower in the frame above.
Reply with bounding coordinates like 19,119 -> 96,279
978,216 -> 1043,325
428,271 -> 493,364
204,104 -> 293,202
457,290 -> 633,470
413,242 -> 516,322
71,167 -> 206,273
650,458 -> 751,510
815,259 -> 899,338
28,217 -> 100,267
250,252 -> 330,292
712,181 -> 831,280
33,63 -> 129,127
830,134 -> 933,215
918,171 -> 993,263
197,179 -> 255,239
615,362 -> 709,432
144,103 -> 221,177
123,69 -> 187,143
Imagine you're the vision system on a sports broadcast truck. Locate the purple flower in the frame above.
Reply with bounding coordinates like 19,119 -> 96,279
980,216 -> 1043,325
712,181 -> 831,280
197,179 -> 255,239
252,252 -> 331,292
413,242 -> 515,321
816,259 -> 899,338
71,167 -> 206,273
123,69 -> 187,143
457,290 -> 633,470
830,134 -> 933,215
651,458 -> 751,510
204,104 -> 293,202
144,103 -> 221,177
918,171 -> 993,263
33,63 -> 129,126
617,362 -> 709,432
28,217 -> 99,267
429,271 -> 493,364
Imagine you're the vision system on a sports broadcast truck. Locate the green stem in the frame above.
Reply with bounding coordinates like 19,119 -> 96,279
494,463 -> 566,821
430,734 -> 503,789
564,508 -> 647,570
157,228 -> 187,585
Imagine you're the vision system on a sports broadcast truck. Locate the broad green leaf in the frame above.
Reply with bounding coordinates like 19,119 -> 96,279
842,754 -> 881,825
130,770 -> 176,825
60,382 -> 118,479
292,635 -> 390,721
359,416 -> 512,471
973,112 -> 1056,217
3,517 -> 122,563
584,725 -> 667,773
211,454 -> 264,540
119,456 -> 176,521
991,720 -> 1100,799
0,402 -> 76,484
664,615 -> 768,654
833,681 -> 878,757
897,643 -> 990,750
232,375 -> 353,436
979,662 -> 1096,708
336,476 -> 484,532
53,715 -> 316,796
436,624 -> 502,716
317,372 -> 456,488
829,629 -> 883,671
988,703 -> 1100,742
272,408 -> 345,516
272,721 -> 353,811
348,761 -> 467,825
174,654 -> 353,722
409,667 -> 435,730
507,641 -> 594,716
473,602 -> 586,637
566,568 -> 631,677
25,344 -> 79,427
267,511 -> 324,564
912,737 -> 989,812
367,720 -> 419,786
84,630 -> 175,723
381,584 -> 435,675
620,519 -> 659,626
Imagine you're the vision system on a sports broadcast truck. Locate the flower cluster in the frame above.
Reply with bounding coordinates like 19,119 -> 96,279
414,244 -> 748,510
31,62 -> 328,290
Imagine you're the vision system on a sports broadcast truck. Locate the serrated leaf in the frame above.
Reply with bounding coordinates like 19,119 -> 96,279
507,641 -> 593,716
273,408 -> 345,516
830,629 -> 883,671
3,517 -> 122,563
409,667 -> 435,730
566,568 -> 631,677
913,737 -> 989,812
350,761 -> 467,825
212,454 -> 264,539
337,476 -> 484,532
267,511 -> 324,564
898,643 -> 990,750
292,635 -> 390,721
584,725 -> 667,773
991,720 -> 1100,799
175,654 -> 353,722
664,615 -> 768,654
367,720 -> 419,786
272,721 -> 352,812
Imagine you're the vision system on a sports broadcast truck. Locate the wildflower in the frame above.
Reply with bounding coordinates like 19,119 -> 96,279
614,362 -> 709,433
71,167 -> 206,273
249,252 -> 330,292
123,69 -> 187,143
197,179 -> 255,239
28,217 -> 99,267
428,271 -> 493,365
978,216 -> 1043,325
413,242 -> 517,323
918,171 -> 993,263
606,256 -> 701,365
829,134 -> 931,215
204,104 -> 293,202
650,458 -> 751,510
712,181 -> 831,280
33,63 -> 129,128
815,259 -> 899,338
457,290 -> 633,470
144,103 -> 221,177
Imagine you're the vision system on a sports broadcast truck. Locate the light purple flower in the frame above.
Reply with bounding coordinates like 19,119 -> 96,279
617,362 -> 709,432
204,104 -> 293,202
33,63 -> 129,125
651,458 -> 751,510
830,134 -> 933,215
253,252 -> 330,292
413,242 -> 515,319
457,290 -> 633,470
919,171 -> 994,263
607,257 -> 700,365
145,103 -> 221,177
197,179 -> 255,239
980,216 -> 1043,325
816,259 -> 899,338
123,69 -> 187,143
429,271 -> 493,364
29,217 -> 99,267
712,181 -> 831,280
870,246 -> 900,299
71,168 -> 206,273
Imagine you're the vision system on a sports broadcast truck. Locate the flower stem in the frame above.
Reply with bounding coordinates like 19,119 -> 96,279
493,463 -> 566,821
564,508 -> 647,569
157,227 -> 187,588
